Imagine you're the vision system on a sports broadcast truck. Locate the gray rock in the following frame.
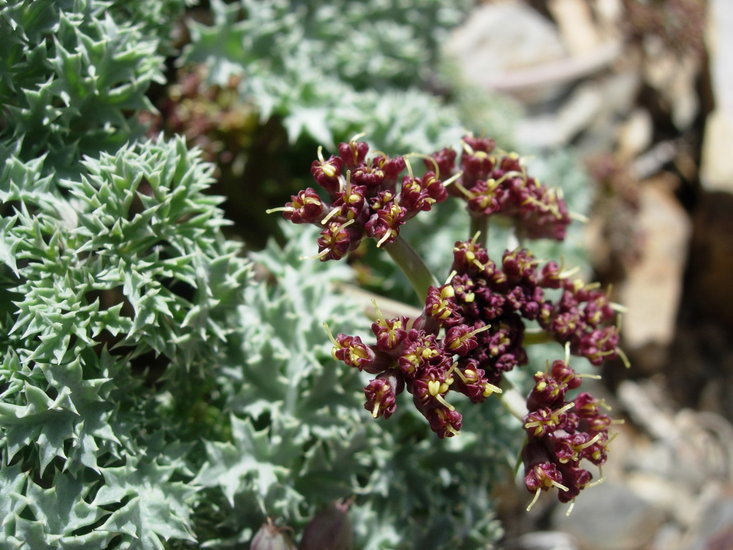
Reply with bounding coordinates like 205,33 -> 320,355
685,485 -> 733,550
444,1 -> 568,104
505,531 -> 580,550
553,482 -> 665,550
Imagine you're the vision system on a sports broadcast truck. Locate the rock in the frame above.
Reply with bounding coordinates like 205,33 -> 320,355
444,1 -> 568,104
701,110 -> 733,192
616,109 -> 653,160
701,0 -> 733,191
548,0 -> 601,57
515,83 -> 603,148
617,178 -> 691,355
706,0 -> 733,112
685,485 -> 733,550
552,482 -> 665,550
643,45 -> 700,132
505,531 -> 580,550
515,70 -> 639,151
592,0 -> 623,38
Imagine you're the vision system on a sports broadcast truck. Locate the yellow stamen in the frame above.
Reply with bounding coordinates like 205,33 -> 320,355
265,206 -> 294,214
526,488 -> 542,512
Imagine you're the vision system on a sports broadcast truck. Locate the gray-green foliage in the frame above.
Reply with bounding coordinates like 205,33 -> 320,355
1,1 -> 517,548
199,223 -> 512,549
0,1 -> 237,547
0,0 -> 172,175
0,135 -> 249,547
184,0 -> 474,149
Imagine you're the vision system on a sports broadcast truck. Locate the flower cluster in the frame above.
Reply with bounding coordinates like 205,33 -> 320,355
272,138 -> 450,260
539,278 -> 622,366
522,360 -> 612,506
276,136 -> 624,508
331,237 -> 621,443
429,137 -> 571,240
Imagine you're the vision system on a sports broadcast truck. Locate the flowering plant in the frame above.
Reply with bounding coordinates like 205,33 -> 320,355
274,135 -> 626,508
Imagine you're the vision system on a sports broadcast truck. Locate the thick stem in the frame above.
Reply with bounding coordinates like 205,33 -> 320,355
383,236 -> 438,302
470,214 -> 489,248
523,330 -> 555,346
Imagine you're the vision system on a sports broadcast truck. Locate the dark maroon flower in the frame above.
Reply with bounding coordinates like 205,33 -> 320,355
337,140 -> 369,169
371,316 -> 408,352
364,202 -> 406,248
332,334 -> 375,371
416,399 -> 463,439
317,220 -> 362,261
282,188 -> 326,224
424,284 -> 458,323
428,147 -> 458,180
311,155 -> 343,195
364,374 -> 401,419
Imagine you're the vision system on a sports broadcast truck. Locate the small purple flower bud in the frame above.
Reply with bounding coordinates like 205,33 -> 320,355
452,239 -> 491,274
317,221 -> 362,261
428,147 -> 457,180
311,156 -> 343,195
502,248 -> 539,283
397,331 -> 445,379
364,202 -> 406,247
282,188 -> 326,224
364,375 -> 400,419
524,461 -> 565,494
524,407 -> 561,438
526,371 -> 565,411
338,140 -> 369,169
372,154 -> 406,189
351,163 -> 385,188
424,284 -> 457,323
451,360 -> 502,402
332,185 -> 368,220
466,178 -> 501,214
556,465 -> 592,503
444,324 -> 481,355
416,399 -> 463,439
332,334 -> 375,371
539,261 -> 563,289
371,316 -> 408,351
400,172 -> 446,214
550,360 -> 582,390
461,136 -> 496,184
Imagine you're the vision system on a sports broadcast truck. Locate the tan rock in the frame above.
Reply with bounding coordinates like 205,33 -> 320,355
702,0 -> 733,191
549,0 -> 601,57
617,109 -> 653,161
618,179 -> 691,350
701,110 -> 733,192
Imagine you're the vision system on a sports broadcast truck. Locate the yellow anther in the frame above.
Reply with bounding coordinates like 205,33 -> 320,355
482,382 -> 502,397
421,348 -> 438,359
322,163 -> 336,178
428,380 -> 441,396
